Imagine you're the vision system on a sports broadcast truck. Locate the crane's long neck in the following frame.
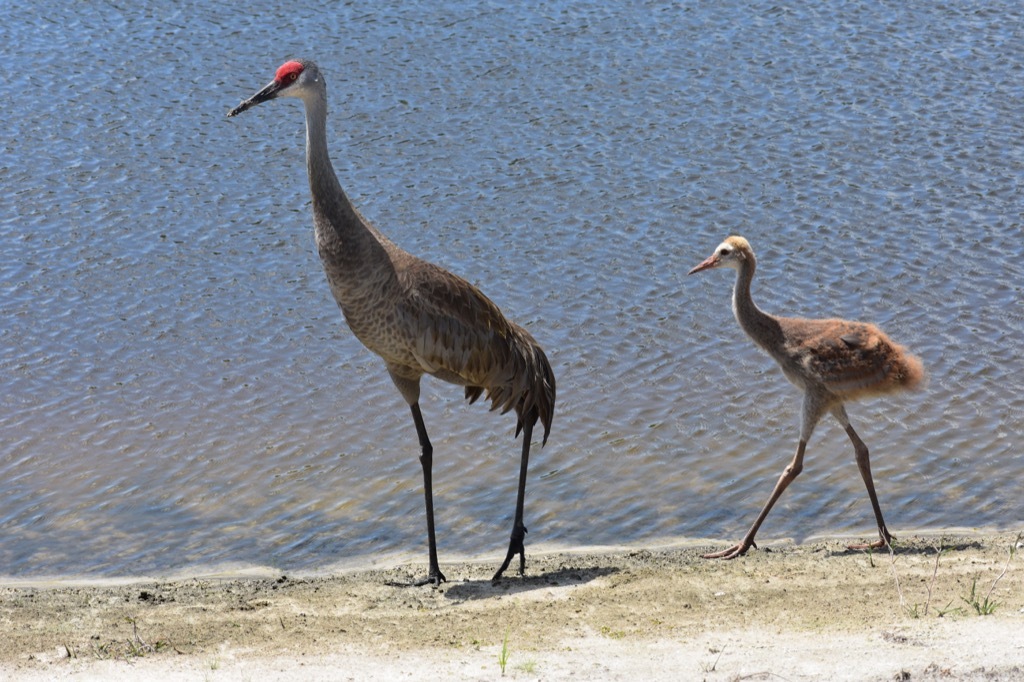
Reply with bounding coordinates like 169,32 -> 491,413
303,92 -> 364,236
732,256 -> 784,352
303,91 -> 402,266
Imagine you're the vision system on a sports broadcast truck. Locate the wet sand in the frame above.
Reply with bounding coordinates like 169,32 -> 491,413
1,531 -> 1021,681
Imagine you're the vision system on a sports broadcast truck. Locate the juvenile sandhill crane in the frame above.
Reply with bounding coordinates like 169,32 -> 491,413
689,236 -> 924,559
228,59 -> 555,585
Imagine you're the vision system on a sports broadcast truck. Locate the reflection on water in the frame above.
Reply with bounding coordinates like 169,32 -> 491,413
1,0 -> 1022,577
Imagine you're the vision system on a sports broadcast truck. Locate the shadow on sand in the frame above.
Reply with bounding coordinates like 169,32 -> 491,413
441,564 -> 620,602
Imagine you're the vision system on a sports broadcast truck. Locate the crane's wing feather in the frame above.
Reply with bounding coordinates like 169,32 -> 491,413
393,258 -> 555,441
397,261 -> 529,398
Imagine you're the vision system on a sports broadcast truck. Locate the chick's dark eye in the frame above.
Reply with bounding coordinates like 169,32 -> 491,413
718,248 -> 730,256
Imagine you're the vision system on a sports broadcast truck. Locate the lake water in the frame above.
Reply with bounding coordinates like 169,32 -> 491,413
2,0 -> 1022,578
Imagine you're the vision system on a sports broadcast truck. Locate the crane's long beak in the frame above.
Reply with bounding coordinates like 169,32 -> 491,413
688,254 -> 720,275
227,79 -> 283,117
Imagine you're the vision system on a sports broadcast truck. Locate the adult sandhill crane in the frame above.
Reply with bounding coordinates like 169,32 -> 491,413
689,236 -> 924,560
228,59 -> 555,585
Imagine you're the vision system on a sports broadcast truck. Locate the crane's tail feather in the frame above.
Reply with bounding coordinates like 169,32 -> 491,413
815,334 -> 927,400
464,336 -> 555,446
896,348 -> 926,391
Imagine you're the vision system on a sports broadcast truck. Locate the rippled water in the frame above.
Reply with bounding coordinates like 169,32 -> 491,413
2,1 -> 1022,578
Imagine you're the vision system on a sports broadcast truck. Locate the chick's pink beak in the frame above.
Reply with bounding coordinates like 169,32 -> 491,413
688,254 -> 720,275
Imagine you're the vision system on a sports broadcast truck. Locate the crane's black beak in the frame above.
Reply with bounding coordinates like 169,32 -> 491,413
227,79 -> 282,117
688,254 -> 720,275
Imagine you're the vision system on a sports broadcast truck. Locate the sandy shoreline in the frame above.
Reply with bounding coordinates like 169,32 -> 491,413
1,531 -> 1021,681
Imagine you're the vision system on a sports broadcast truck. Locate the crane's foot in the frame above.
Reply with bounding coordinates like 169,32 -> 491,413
492,525 -> 528,582
702,539 -> 757,560
847,533 -> 894,552
412,569 -> 447,587
387,566 -> 446,588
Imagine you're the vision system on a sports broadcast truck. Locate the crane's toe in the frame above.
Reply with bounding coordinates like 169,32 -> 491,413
386,568 -> 447,588
491,547 -> 525,582
702,539 -> 757,560
492,526 -> 528,582
411,568 -> 447,587
847,536 -> 893,552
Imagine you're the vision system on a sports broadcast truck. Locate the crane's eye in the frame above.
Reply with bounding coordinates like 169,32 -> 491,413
718,247 -> 730,256
286,72 -> 299,82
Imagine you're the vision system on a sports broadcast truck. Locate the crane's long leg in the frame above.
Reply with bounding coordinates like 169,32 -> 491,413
492,419 -> 533,581
410,403 -> 446,586
704,439 -> 807,559
843,423 -> 894,551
